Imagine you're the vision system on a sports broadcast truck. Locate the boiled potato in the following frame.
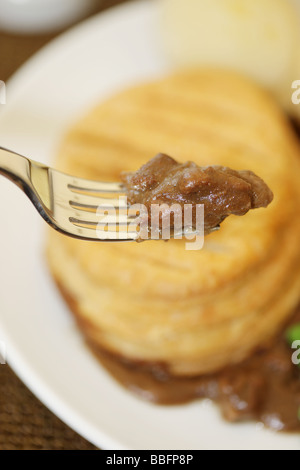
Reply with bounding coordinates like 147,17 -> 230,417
161,0 -> 300,112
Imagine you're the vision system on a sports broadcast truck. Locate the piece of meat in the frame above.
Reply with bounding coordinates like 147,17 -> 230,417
121,154 -> 273,236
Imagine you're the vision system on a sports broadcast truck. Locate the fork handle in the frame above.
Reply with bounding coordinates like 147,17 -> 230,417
0,145 -> 53,219
0,146 -> 32,192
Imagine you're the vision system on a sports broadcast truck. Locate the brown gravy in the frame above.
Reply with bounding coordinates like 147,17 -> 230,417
89,311 -> 300,432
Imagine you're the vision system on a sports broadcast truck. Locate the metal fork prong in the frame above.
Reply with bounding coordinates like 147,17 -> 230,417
69,195 -> 129,210
69,213 -> 138,226
66,224 -> 138,241
68,179 -> 124,194
95,230 -> 139,241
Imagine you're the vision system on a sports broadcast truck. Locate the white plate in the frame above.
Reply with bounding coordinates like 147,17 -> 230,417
0,0 -> 299,450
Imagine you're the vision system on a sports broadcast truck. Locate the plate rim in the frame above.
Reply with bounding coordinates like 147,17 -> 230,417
0,0 -> 299,450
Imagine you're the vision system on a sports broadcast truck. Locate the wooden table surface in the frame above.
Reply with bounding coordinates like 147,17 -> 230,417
0,0 -> 127,450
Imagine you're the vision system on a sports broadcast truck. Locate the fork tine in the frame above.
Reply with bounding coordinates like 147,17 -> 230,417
68,178 -> 124,194
69,218 -> 138,241
66,223 -> 138,241
94,229 -> 139,241
50,168 -> 138,241
69,194 -> 129,210
69,213 -> 138,226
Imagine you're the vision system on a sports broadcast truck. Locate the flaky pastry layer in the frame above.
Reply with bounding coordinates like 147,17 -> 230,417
47,69 -> 300,375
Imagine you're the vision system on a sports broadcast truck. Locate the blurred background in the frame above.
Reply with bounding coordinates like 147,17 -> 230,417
1,0 -> 300,113
0,0 -> 300,450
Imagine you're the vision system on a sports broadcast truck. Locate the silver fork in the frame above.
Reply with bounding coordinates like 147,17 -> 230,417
0,146 -> 139,241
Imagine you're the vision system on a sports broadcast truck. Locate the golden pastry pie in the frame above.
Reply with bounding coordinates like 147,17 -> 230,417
46,69 -> 300,379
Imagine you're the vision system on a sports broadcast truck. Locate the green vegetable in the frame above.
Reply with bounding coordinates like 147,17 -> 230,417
286,325 -> 300,423
285,323 -> 300,345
